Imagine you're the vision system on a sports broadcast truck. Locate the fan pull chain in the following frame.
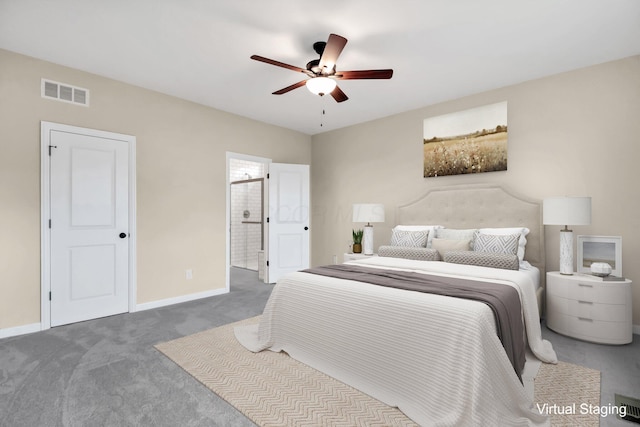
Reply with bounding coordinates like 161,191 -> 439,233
320,95 -> 327,128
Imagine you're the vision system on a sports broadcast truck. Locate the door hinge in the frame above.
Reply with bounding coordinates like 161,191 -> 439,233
48,145 -> 57,156
266,261 -> 269,267
49,291 -> 52,301
48,219 -> 51,229
266,217 -> 269,223
267,173 -> 269,179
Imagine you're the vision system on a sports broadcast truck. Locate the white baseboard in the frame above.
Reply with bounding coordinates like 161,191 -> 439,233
0,322 -> 42,340
1,288 -> 228,340
136,287 -> 228,312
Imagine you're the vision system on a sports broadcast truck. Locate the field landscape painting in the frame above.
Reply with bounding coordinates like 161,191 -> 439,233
424,101 -> 508,178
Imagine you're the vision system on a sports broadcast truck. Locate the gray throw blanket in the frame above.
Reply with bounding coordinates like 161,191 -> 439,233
302,264 -> 525,380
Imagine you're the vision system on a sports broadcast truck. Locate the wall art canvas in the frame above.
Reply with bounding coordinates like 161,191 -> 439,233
423,101 -> 508,178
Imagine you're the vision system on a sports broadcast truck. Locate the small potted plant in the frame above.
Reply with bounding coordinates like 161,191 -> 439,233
352,229 -> 364,254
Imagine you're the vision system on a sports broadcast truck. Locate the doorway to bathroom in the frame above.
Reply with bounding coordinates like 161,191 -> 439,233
225,152 -> 310,291
227,153 -> 270,289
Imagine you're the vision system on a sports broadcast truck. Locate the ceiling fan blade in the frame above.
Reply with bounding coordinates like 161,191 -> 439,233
330,85 -> 348,103
272,80 -> 307,95
335,69 -> 394,80
250,55 -> 307,74
318,34 -> 347,72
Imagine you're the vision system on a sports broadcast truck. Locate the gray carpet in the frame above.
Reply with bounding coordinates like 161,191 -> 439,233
1,267 -> 639,426
0,269 -> 271,427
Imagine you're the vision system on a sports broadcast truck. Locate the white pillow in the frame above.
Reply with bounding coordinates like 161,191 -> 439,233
435,228 -> 478,242
393,225 -> 443,248
477,227 -> 529,262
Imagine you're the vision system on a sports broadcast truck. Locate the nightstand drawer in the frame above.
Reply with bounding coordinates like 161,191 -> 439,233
547,295 -> 628,322
547,312 -> 632,344
568,315 -> 631,345
547,279 -> 629,304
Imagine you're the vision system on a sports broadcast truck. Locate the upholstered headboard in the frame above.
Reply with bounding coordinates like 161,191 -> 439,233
397,184 -> 545,284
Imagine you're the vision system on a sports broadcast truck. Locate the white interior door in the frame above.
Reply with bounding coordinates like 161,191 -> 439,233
267,163 -> 310,283
49,129 -> 130,327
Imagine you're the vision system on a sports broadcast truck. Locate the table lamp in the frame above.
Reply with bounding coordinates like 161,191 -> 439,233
353,204 -> 385,255
543,197 -> 591,275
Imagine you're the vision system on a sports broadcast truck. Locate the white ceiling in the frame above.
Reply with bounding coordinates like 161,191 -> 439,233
1,0 -> 639,135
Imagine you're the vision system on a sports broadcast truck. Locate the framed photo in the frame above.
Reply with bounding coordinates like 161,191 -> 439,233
577,235 -> 622,276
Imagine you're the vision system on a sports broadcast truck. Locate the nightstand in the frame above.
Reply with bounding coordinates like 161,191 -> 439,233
546,271 -> 633,344
343,253 -> 378,263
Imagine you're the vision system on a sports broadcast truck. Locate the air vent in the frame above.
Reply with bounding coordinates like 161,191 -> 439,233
616,394 -> 640,424
41,79 -> 89,107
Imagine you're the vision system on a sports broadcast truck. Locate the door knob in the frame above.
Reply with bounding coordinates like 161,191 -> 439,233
304,226 -> 309,230
119,233 -> 127,239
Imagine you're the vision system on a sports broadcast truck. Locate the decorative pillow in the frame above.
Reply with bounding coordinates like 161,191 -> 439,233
431,238 -> 471,258
478,227 -> 529,262
435,228 -> 478,245
394,225 -> 443,248
378,246 -> 440,261
444,251 -> 520,270
390,229 -> 429,247
473,232 -> 520,256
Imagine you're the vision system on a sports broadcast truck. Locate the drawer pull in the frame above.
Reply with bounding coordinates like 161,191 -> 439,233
578,283 -> 593,288
578,317 -> 593,322
578,300 -> 593,305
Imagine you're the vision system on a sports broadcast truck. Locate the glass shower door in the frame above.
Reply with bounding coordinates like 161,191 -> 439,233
230,178 -> 263,270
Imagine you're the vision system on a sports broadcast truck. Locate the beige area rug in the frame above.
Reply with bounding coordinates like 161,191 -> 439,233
156,317 -> 601,427
534,360 -> 601,426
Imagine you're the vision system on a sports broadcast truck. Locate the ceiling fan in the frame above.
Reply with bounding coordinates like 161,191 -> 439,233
250,33 -> 393,103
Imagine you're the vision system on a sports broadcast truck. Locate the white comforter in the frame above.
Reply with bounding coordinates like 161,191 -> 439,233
235,257 -> 557,426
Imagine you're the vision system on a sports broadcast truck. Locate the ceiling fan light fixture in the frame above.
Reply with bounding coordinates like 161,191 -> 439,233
306,77 -> 336,96
251,33 -> 392,102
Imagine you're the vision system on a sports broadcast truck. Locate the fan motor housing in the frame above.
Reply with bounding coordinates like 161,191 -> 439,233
306,59 -> 336,76
312,41 -> 326,55
306,59 -> 321,74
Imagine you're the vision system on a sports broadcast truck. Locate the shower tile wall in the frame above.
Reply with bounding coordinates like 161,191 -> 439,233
230,159 -> 265,271
229,159 -> 264,182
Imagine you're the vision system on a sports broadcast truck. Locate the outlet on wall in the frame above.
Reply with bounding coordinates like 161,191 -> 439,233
185,269 -> 193,280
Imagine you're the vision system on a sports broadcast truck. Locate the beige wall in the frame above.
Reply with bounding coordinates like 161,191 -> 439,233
311,55 -> 640,327
0,49 -> 311,330
2,47 -> 639,332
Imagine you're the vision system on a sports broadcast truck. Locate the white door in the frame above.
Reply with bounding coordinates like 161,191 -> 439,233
49,129 -> 130,327
267,163 -> 310,283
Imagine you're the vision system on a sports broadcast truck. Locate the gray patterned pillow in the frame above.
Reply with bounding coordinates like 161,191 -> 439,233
390,229 -> 429,247
472,232 -> 519,256
444,251 -> 519,270
378,246 -> 440,261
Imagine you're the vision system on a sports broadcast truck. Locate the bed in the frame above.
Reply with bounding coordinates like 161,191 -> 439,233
236,184 -> 557,426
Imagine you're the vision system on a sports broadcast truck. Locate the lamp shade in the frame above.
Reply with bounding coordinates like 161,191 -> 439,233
353,204 -> 385,224
306,77 -> 337,96
543,197 -> 591,226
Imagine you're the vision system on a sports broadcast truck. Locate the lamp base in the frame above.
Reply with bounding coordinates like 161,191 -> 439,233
559,229 -> 573,275
363,225 -> 374,255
